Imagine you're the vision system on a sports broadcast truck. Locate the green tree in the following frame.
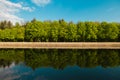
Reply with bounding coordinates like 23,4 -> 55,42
85,22 -> 98,41
66,22 -> 77,41
49,21 -> 59,42
77,22 -> 86,41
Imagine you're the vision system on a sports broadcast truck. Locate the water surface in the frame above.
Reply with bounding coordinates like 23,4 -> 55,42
0,49 -> 120,80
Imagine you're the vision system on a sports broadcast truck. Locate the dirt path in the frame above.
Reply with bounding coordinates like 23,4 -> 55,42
0,42 -> 119,49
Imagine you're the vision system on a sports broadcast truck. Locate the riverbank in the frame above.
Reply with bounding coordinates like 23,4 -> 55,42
0,42 -> 119,49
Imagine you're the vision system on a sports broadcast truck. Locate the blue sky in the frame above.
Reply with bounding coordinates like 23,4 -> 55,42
0,0 -> 120,23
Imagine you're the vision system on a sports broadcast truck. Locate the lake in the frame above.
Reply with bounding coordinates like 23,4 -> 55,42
0,49 -> 120,80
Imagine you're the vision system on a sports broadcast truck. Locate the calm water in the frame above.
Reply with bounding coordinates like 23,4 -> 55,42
0,49 -> 120,80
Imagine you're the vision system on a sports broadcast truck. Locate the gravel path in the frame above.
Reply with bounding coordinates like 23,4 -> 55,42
0,42 -> 119,49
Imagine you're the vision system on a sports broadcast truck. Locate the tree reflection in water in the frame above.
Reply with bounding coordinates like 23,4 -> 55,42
0,49 -> 120,69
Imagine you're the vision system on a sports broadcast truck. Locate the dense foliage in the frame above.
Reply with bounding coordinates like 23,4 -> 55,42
0,20 -> 120,42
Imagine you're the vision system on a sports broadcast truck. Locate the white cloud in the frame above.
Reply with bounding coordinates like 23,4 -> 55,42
32,0 -> 51,7
0,0 -> 33,24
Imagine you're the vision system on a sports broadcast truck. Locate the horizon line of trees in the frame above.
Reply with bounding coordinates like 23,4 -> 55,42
0,19 -> 120,42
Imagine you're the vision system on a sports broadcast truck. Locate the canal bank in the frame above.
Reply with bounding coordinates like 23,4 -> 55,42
0,42 -> 119,49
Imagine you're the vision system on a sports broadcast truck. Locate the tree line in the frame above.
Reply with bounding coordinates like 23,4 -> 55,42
0,19 -> 120,42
